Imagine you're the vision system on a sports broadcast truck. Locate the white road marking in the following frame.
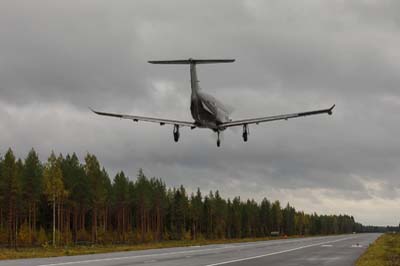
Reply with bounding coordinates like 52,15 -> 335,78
321,244 -> 332,247
36,247 -> 224,266
36,236 -> 352,266
204,237 -> 356,266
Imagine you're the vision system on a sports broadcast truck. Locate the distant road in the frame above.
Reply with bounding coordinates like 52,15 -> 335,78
0,233 -> 380,266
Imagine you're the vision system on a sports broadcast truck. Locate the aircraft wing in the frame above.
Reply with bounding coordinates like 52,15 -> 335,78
90,108 -> 196,128
220,105 -> 335,128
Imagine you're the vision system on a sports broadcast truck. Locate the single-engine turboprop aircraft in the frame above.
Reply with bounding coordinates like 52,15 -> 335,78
92,59 -> 335,147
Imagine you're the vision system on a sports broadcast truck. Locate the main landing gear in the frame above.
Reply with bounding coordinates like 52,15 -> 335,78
242,124 -> 249,142
216,131 -> 221,147
173,125 -> 180,142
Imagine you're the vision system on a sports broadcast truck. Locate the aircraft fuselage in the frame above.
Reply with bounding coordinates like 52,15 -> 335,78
189,63 -> 230,131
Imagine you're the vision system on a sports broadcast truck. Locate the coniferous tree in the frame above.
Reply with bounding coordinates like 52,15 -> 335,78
150,178 -> 167,241
0,155 -> 3,233
190,188 -> 202,240
230,197 -> 242,238
112,171 -> 130,240
60,153 -> 89,242
14,158 -> 24,245
0,149 -> 367,246
134,169 -> 152,242
100,168 -> 112,235
260,198 -> 271,236
203,191 -> 216,239
282,203 -> 295,235
84,153 -> 106,243
21,148 -> 43,244
173,185 -> 189,239
213,191 -> 227,238
271,200 -> 282,233
1,149 -> 20,248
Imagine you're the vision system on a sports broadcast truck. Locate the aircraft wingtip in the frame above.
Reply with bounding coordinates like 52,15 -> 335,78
88,107 -> 97,113
328,104 -> 335,115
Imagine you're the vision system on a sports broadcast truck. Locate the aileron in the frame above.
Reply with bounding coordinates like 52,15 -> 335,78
90,108 -> 195,128
221,105 -> 335,128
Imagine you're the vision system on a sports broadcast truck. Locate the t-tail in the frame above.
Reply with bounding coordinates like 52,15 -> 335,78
148,58 -> 235,93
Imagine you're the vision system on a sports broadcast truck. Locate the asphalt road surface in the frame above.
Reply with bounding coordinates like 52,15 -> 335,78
0,233 -> 380,266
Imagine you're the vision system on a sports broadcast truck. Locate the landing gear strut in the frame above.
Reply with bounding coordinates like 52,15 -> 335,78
242,124 -> 249,142
173,125 -> 180,142
217,131 -> 221,147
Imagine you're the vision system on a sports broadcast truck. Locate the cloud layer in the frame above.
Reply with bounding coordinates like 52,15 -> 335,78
1,0 -> 399,226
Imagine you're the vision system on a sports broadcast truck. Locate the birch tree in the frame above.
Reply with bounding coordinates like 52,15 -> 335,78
43,152 -> 64,247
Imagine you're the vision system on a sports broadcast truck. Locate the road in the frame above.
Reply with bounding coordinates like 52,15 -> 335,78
0,233 -> 380,266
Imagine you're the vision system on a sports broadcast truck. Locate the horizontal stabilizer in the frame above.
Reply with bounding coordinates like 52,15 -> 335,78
148,58 -> 235,64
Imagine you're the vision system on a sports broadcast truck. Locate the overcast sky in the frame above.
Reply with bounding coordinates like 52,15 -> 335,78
1,0 -> 400,226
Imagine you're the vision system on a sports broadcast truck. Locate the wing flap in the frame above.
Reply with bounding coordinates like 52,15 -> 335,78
220,105 -> 335,128
90,108 -> 196,127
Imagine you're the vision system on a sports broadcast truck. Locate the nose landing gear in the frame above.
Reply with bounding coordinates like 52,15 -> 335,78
173,125 -> 180,142
242,124 -> 249,142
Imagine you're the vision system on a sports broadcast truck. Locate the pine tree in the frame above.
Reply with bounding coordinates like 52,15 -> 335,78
203,191 -> 216,239
172,185 -> 188,239
230,197 -> 242,238
0,148 -> 364,246
213,191 -> 227,238
100,168 -> 112,235
60,153 -> 89,243
133,169 -> 152,242
271,200 -> 282,233
150,178 -> 167,241
260,198 -> 271,236
21,148 -> 43,244
0,154 -> 3,232
190,188 -> 202,240
1,149 -> 20,248
112,171 -> 130,240
282,203 -> 295,235
84,153 -> 106,243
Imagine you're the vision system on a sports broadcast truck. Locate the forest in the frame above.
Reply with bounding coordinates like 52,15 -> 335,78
0,148 -> 364,248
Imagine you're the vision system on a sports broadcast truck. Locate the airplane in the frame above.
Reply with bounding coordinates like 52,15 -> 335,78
91,58 -> 335,147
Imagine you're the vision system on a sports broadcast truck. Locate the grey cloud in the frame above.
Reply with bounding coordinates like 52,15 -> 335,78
1,0 -> 399,225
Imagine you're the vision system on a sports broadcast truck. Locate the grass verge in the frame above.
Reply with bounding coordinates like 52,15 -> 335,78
356,233 -> 400,266
0,235 -> 308,260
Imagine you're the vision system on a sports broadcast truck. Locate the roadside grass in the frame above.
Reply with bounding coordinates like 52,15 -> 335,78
356,233 -> 400,266
0,235 -> 307,260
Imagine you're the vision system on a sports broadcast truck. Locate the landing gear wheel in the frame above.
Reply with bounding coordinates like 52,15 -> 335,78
173,125 -> 180,142
217,131 -> 221,147
243,132 -> 248,142
242,124 -> 249,142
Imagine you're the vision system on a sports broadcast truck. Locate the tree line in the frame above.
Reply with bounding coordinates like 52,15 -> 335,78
0,148 -> 364,248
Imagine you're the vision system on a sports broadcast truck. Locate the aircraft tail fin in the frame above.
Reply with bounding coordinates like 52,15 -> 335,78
148,58 -> 235,64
